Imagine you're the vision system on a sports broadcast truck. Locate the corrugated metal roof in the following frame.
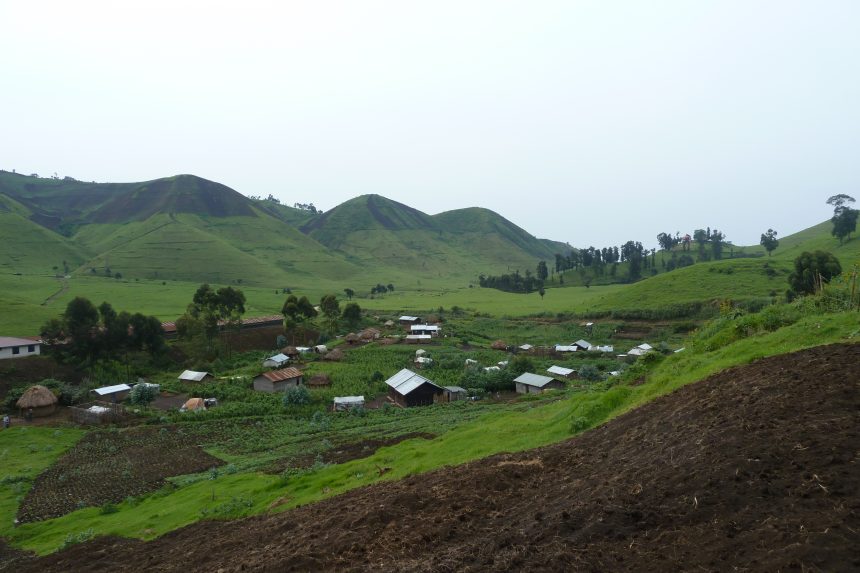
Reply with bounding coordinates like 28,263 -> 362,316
384,368 -> 440,395
92,384 -> 131,395
547,365 -> 574,376
410,324 -> 440,331
265,353 -> 289,363
179,370 -> 210,382
399,316 -> 420,321
406,334 -> 431,340
0,337 -> 41,348
555,345 -> 577,352
519,344 -> 533,350
637,343 -> 654,351
574,339 -> 592,349
444,386 -> 467,393
333,396 -> 364,405
258,367 -> 303,382
514,372 -> 556,388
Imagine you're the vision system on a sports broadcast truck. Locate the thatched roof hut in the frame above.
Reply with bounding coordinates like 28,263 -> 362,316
281,346 -> 300,358
344,333 -> 359,345
16,385 -> 58,417
182,397 -> 207,412
307,373 -> 332,387
359,328 -> 381,341
491,340 -> 508,350
322,348 -> 345,361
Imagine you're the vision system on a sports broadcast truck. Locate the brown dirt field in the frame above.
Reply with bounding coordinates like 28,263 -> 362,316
17,343 -> 860,572
17,426 -> 223,523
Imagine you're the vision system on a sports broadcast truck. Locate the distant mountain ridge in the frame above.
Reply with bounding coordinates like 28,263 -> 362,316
0,171 -> 570,287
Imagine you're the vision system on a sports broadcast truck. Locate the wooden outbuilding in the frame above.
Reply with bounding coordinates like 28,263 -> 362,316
263,353 -> 290,368
91,384 -> 132,404
332,396 -> 365,411
253,367 -> 304,393
443,386 -> 468,402
16,385 -> 58,417
547,365 -> 577,380
384,368 -> 443,408
307,373 -> 332,387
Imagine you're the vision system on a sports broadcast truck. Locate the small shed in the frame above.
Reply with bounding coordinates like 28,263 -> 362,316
384,368 -> 443,408
399,316 -> 422,327
573,340 -> 592,351
514,372 -> 565,394
91,384 -> 132,403
253,367 -> 304,393
333,396 -> 365,412
547,365 -> 576,380
443,386 -> 468,402
263,353 -> 289,368
554,345 -> 578,353
15,385 -> 58,417
591,345 -> 614,353
178,370 -> 214,383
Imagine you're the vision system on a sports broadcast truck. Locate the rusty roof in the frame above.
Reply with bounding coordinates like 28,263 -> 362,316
258,367 -> 303,382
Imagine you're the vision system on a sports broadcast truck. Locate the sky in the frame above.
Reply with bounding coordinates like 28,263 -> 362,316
1,1 -> 858,249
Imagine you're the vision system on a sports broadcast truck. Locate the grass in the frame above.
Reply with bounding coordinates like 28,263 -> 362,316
5,300 -> 857,555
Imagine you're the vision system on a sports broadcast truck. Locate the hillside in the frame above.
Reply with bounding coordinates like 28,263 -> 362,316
18,343 -> 859,572
301,195 -> 563,279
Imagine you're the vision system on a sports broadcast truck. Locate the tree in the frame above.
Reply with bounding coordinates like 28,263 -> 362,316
319,294 -> 340,333
538,286 -> 546,299
343,288 -> 354,300
693,229 -> 709,260
387,284 -> 395,293
342,302 -> 362,328
760,229 -> 779,256
64,297 -> 100,360
788,251 -> 842,295
827,194 -> 858,244
181,284 -> 246,352
710,229 -> 725,260
656,232 -> 677,252
536,261 -> 548,282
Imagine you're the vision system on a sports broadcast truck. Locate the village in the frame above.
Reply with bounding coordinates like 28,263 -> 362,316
2,312 -> 675,427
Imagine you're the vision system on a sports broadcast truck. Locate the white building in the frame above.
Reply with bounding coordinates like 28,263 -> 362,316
0,337 -> 41,360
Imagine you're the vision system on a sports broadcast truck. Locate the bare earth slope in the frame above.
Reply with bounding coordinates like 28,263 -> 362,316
19,343 -> 860,572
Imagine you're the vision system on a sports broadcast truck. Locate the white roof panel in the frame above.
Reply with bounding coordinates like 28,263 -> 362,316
555,345 -> 577,352
514,372 -> 556,388
179,370 -> 210,382
410,324 -> 440,331
547,365 -> 574,376
93,384 -> 132,395
637,343 -> 654,351
399,316 -> 419,321
574,339 -> 592,349
333,396 -> 364,405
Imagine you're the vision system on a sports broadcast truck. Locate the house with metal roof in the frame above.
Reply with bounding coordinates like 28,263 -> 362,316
573,340 -> 593,350
253,367 -> 304,393
384,368 -> 443,407
178,370 -> 214,383
0,337 -> 41,360
514,372 -> 565,394
91,384 -> 132,403
262,353 -> 289,368
410,324 -> 441,336
399,316 -> 422,327
547,365 -> 576,379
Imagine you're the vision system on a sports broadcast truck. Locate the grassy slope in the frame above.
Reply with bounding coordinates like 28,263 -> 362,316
6,307 -> 857,554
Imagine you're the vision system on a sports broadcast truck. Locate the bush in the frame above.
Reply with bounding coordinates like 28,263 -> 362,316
283,385 -> 310,407
128,384 -> 158,405
578,364 -> 602,382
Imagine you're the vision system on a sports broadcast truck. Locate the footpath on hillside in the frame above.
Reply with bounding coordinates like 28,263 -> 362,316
10,343 -> 860,572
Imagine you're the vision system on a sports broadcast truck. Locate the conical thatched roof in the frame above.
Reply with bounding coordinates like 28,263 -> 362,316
282,346 -> 299,356
344,333 -> 359,343
183,397 -> 206,411
491,340 -> 508,350
16,385 -> 58,409
307,373 -> 332,387
322,348 -> 345,361
359,328 -> 380,340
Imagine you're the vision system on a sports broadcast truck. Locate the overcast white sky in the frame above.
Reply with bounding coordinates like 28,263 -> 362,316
1,1 -> 858,248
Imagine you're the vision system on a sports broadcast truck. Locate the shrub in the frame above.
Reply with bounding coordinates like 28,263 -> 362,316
128,384 -> 158,405
283,385 -> 311,407
578,364 -> 602,382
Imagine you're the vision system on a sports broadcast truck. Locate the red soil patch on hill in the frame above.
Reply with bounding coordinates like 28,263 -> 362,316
17,343 -> 860,572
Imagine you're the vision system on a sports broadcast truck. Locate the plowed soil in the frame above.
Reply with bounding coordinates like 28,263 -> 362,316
17,343 -> 860,572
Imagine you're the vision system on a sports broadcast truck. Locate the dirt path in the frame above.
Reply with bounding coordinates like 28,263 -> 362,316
40,279 -> 68,306
16,343 -> 860,572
